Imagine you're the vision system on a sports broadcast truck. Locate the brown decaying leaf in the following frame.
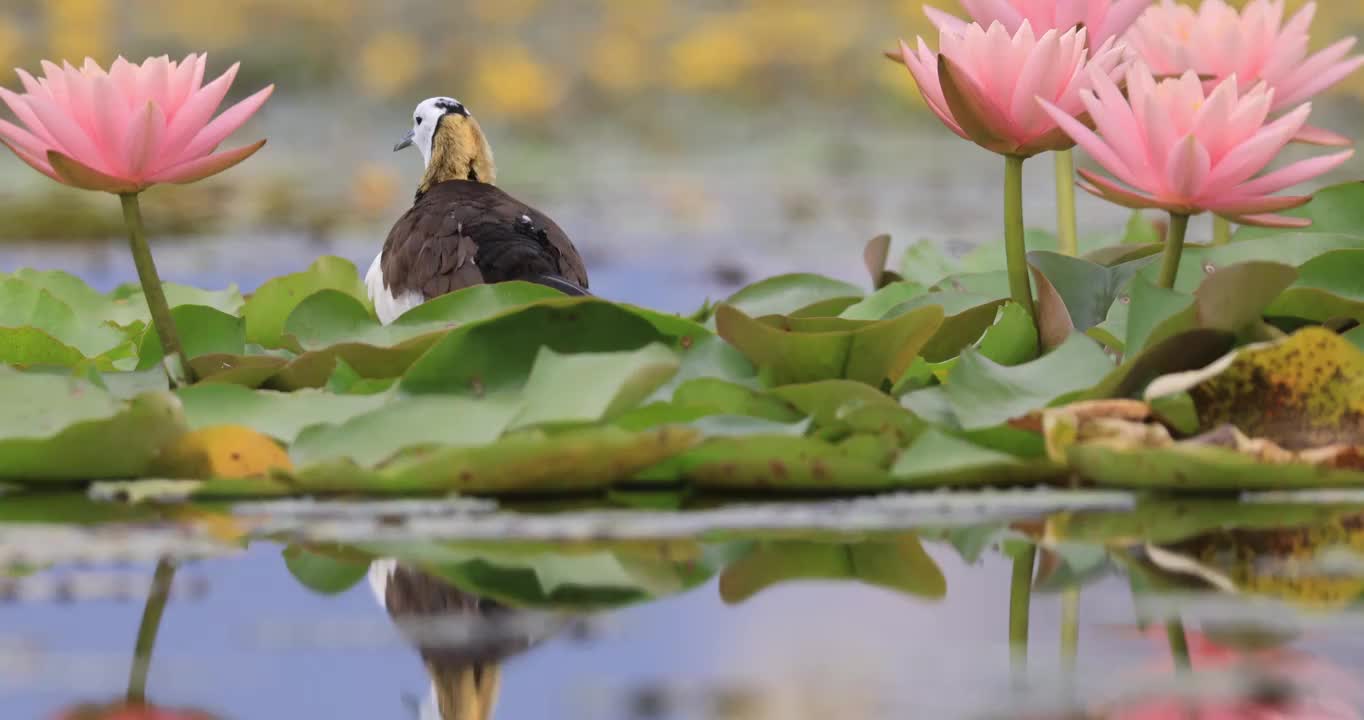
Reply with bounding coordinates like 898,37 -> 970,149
1149,327 -> 1364,450
1028,264 -> 1075,353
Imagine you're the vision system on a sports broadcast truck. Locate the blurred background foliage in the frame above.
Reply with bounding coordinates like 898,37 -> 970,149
0,0 -> 1361,268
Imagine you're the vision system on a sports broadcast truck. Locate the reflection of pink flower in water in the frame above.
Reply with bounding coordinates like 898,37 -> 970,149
1104,627 -> 1363,719
52,701 -> 218,720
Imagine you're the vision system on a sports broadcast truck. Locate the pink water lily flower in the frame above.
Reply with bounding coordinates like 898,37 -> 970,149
0,54 -> 272,193
1127,0 -> 1364,146
925,0 -> 1153,48
1038,65 -> 1354,227
896,21 -> 1127,157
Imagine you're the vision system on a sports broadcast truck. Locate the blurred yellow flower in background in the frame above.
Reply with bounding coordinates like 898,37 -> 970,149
588,35 -> 652,94
0,15 -> 22,72
669,16 -> 757,91
472,43 -> 564,118
359,31 -> 423,99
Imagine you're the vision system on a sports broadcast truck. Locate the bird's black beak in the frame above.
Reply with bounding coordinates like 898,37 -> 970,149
394,130 -> 415,152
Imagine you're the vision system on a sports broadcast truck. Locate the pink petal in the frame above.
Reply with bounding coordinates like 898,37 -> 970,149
122,101 -> 167,179
1038,95 -> 1139,186
1293,124 -> 1353,147
1204,103 -> 1311,192
1077,168 -> 1172,211
1223,212 -> 1312,228
1274,39 -> 1364,109
0,117 -> 47,158
39,60 -> 69,107
1164,133 -> 1212,200
90,74 -> 131,170
0,136 -> 58,181
47,149 -> 140,193
1205,193 -> 1312,216
0,86 -> 57,147
60,64 -> 98,140
149,138 -> 266,184
960,0 -> 1025,32
15,68 -> 47,98
1097,0 -> 1155,45
937,53 -> 1017,153
22,92 -> 108,172
1231,149 -> 1353,197
108,57 -> 138,104
181,84 -> 273,161
137,55 -> 171,110
157,61 -> 240,165
164,53 -> 201,116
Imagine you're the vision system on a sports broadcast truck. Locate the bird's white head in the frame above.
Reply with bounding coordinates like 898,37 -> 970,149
394,96 -> 496,191
394,96 -> 468,167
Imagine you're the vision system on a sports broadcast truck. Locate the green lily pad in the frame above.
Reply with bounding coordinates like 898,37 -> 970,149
1027,250 -> 1158,332
402,298 -> 673,395
717,273 -> 865,321
1233,182 -> 1364,241
137,305 -> 245,371
936,333 -> 1114,430
1156,233 -> 1364,293
898,238 -> 960,285
891,427 -> 1063,487
357,425 -> 702,495
175,384 -> 388,443
718,534 -> 946,603
840,281 -> 927,321
640,435 -> 894,490
1130,261 -> 1299,353
714,303 -> 944,387
0,276 -> 133,363
509,344 -> 680,430
1068,440 -> 1364,491
242,256 -> 371,349
0,367 -> 186,481
1049,499 -> 1358,547
288,394 -> 519,467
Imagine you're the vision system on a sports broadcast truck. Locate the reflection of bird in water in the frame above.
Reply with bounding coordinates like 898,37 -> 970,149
366,96 -> 590,325
367,559 -> 564,720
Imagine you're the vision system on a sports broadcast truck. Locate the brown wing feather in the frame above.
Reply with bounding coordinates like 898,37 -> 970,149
379,180 -> 588,301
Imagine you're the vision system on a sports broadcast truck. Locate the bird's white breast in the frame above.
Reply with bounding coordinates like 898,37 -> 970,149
365,252 -> 425,325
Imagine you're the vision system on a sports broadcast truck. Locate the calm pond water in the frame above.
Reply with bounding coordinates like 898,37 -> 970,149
4,489 -> 1364,719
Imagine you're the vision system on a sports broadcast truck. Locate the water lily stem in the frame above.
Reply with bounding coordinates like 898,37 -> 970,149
1061,588 -> 1080,674
120,192 -> 195,385
1010,544 -> 1036,685
1005,155 -> 1036,320
1157,213 -> 1191,289
1212,215 -> 1232,246
1054,150 -> 1078,256
1166,617 -> 1192,672
127,558 -> 177,705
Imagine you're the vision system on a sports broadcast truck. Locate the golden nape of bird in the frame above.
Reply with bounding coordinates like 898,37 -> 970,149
365,96 -> 590,325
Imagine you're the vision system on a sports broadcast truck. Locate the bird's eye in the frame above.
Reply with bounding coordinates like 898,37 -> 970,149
415,117 -> 423,126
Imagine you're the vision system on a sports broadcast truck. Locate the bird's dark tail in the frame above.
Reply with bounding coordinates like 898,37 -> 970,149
527,273 -> 590,296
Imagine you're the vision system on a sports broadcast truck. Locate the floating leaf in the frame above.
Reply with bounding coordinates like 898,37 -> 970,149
1147,327 -> 1364,449
891,428 -> 1062,487
176,384 -> 387,443
0,368 -> 186,481
241,256 -> 370,349
360,426 -> 702,495
153,424 -> 292,479
642,435 -> 893,490
863,234 -> 902,289
509,344 -> 680,429
898,238 -> 960,285
715,303 -> 944,387
403,298 -> 672,395
935,333 -> 1114,430
716,273 -> 864,322
1027,250 -> 1157,332
289,394 -> 519,467
1031,264 -> 1074,353
0,277 -> 132,363
718,534 -> 946,603
137,304 -> 244,371
1130,261 -> 1298,353
840,281 -> 926,321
